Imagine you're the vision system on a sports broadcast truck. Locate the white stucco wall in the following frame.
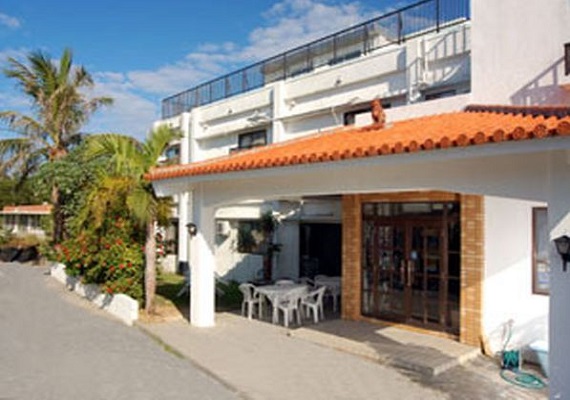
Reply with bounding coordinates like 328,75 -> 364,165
483,196 -> 549,357
182,23 -> 471,164
214,223 -> 263,282
471,0 -> 570,105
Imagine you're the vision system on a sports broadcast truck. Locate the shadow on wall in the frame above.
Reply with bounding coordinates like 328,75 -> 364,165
215,231 -> 264,282
221,255 -> 264,282
511,57 -> 570,106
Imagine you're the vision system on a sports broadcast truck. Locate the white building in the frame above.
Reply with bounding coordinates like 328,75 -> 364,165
150,0 -> 570,396
0,204 -> 52,237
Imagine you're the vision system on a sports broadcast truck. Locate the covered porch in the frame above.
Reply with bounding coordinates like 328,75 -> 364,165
149,105 -> 570,395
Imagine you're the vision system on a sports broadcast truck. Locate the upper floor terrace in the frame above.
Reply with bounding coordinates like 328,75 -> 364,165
161,0 -> 470,119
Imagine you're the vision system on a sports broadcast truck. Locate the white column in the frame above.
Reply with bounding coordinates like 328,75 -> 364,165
405,38 -> 422,104
272,81 -> 286,143
177,192 -> 190,272
190,185 -> 216,327
176,112 -> 192,273
189,108 -> 203,162
547,150 -> 570,399
180,112 -> 191,164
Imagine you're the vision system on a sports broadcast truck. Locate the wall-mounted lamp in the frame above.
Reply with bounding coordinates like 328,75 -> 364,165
554,235 -> 570,272
186,222 -> 198,237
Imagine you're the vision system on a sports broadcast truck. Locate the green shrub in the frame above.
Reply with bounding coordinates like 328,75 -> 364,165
54,215 -> 145,301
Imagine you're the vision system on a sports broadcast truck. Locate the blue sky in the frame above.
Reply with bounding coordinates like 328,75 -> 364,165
0,0 -> 413,140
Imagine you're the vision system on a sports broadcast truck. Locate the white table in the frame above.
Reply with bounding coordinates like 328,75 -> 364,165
256,284 -> 308,324
314,276 -> 342,312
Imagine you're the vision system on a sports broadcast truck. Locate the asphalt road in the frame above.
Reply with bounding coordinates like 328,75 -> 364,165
0,262 -> 240,400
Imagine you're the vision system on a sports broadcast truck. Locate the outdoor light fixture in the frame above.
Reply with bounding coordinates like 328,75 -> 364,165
553,235 -> 570,272
186,222 -> 198,237
565,43 -> 570,76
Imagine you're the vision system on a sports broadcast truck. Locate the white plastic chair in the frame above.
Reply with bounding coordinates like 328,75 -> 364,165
275,279 -> 295,285
328,285 -> 341,312
298,276 -> 315,287
277,292 -> 303,328
301,286 -> 326,323
239,283 -> 263,320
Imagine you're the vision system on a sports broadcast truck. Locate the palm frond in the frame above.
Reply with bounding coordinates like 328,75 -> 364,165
85,133 -> 145,177
126,184 -> 156,227
142,125 -> 182,169
155,197 -> 174,226
75,175 -> 136,229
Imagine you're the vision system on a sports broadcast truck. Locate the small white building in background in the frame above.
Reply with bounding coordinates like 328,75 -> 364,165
150,0 -> 570,396
0,204 -> 52,237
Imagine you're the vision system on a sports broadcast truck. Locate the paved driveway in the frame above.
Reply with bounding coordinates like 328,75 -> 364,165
0,263 -> 240,400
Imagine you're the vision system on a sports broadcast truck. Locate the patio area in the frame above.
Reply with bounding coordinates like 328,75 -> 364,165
138,312 -> 548,400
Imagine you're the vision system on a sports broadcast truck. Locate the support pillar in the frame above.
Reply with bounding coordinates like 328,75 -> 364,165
177,112 -> 192,273
177,191 -> 190,273
189,185 -> 216,327
547,150 -> 570,398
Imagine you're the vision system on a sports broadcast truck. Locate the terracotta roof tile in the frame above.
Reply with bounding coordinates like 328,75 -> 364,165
147,105 -> 570,182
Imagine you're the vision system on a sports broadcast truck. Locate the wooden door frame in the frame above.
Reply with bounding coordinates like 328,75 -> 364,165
362,211 -> 457,333
342,192 -> 484,346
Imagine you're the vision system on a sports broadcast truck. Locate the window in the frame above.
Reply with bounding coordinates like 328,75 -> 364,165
532,208 -> 550,295
162,144 -> 180,165
237,220 -> 265,254
238,130 -> 267,150
425,89 -> 457,101
344,103 -> 391,125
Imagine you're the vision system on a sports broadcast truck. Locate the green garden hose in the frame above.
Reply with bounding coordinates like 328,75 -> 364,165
499,322 -> 546,390
500,369 -> 546,389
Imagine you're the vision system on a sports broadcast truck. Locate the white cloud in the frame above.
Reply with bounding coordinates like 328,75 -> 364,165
85,73 -> 157,140
0,13 -> 21,29
118,0 -> 372,96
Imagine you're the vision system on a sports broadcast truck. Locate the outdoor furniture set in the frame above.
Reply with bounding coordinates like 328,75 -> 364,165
238,276 -> 340,328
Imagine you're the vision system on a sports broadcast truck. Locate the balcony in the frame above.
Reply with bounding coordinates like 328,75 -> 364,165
161,0 -> 470,119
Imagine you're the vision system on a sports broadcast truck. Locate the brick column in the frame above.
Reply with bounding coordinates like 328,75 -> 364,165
459,194 -> 484,347
342,194 -> 361,320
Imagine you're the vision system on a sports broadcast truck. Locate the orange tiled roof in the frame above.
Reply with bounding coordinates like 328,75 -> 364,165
1,204 -> 52,215
147,105 -> 570,182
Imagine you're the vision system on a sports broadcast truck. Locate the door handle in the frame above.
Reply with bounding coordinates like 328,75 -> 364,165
407,260 -> 414,287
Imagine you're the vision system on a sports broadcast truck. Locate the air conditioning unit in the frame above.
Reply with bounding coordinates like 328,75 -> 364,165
216,220 -> 231,236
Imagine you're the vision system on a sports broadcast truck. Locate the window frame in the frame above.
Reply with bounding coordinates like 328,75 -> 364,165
532,207 -> 550,295
238,130 -> 267,150
237,220 -> 265,254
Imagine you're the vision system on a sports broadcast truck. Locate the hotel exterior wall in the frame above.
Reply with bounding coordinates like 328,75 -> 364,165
172,23 -> 471,165
482,196 -> 549,355
342,191 -> 484,347
471,0 -> 570,105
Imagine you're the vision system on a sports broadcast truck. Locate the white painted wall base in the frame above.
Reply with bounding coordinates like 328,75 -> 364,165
50,263 -> 139,326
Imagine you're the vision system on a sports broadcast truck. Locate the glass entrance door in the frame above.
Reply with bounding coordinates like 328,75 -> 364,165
361,202 -> 460,335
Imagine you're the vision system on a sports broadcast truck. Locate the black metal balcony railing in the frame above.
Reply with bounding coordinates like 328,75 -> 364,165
161,0 -> 470,119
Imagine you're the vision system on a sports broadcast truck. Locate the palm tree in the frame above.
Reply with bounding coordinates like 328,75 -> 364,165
0,48 -> 113,243
85,126 -> 179,313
